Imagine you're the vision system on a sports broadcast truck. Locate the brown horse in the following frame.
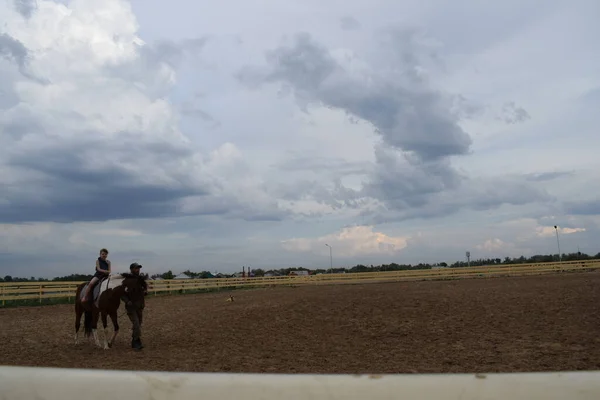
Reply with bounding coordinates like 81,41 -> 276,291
74,272 -> 147,349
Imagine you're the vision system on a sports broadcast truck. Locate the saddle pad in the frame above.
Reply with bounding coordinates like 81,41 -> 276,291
80,275 -> 125,307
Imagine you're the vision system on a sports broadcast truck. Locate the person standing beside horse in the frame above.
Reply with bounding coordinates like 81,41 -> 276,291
121,262 -> 148,350
82,248 -> 111,303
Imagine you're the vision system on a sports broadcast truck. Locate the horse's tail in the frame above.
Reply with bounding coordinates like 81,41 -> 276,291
84,310 -> 93,337
75,283 -> 83,301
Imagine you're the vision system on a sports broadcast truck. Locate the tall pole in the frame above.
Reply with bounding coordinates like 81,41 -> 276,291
554,225 -> 561,262
325,244 -> 333,272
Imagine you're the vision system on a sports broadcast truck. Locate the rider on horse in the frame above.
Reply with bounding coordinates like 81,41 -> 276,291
82,248 -> 111,303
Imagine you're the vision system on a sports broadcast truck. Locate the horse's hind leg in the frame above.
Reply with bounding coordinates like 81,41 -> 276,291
74,297 -> 83,345
92,310 -> 101,348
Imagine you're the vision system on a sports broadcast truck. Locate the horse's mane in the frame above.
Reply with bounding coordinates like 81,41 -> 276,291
120,272 -> 148,290
121,272 -> 148,281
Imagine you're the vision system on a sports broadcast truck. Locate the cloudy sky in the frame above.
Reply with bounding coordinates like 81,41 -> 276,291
1,0 -> 599,278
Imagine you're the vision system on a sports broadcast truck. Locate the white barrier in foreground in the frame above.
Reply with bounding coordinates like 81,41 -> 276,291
1,366 -> 600,400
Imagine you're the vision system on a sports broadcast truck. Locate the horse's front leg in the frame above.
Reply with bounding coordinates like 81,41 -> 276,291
101,311 -> 110,350
108,311 -> 119,348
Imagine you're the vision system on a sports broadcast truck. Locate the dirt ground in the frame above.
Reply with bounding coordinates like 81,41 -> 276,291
1,272 -> 599,374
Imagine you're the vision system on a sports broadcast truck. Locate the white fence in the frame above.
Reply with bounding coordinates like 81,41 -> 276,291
1,366 -> 599,399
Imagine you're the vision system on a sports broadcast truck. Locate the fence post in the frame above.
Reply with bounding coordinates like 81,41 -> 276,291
39,284 -> 42,304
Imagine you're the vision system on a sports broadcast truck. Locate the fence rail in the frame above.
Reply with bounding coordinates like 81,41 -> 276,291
1,366 -> 599,400
1,259 -> 599,305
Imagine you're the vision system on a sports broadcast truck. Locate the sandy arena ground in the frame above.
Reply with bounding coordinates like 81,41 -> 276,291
1,272 -> 599,374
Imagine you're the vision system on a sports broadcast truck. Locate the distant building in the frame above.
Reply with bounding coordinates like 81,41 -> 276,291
173,273 -> 191,280
289,270 -> 310,276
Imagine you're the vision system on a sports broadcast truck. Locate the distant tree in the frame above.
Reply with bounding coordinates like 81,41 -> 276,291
52,274 -> 93,282
6,249 -> 600,283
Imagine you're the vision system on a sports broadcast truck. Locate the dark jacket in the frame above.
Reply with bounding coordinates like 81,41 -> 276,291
121,274 -> 148,310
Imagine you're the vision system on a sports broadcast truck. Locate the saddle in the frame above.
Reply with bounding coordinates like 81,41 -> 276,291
81,276 -> 110,307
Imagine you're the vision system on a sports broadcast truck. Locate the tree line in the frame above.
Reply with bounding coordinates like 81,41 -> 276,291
2,251 -> 597,283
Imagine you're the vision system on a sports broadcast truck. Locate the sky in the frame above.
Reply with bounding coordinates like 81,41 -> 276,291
1,0 -> 599,278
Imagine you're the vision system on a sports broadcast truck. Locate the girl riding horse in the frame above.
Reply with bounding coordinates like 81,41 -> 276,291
82,248 -> 111,303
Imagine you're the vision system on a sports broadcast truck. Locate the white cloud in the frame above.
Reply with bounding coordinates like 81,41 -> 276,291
536,226 -> 586,238
474,238 -> 524,256
281,225 -> 409,257
476,238 -> 508,252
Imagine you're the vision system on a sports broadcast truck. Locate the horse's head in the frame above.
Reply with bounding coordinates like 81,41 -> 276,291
120,272 -> 148,302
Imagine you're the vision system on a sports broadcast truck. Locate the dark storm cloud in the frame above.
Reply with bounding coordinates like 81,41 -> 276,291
1,135 -> 289,224
0,32 -> 288,225
564,200 -> 600,216
237,32 -> 469,204
1,135 -> 210,223
240,32 -> 472,161
362,146 -> 464,209
237,31 -> 549,220
274,178 -> 367,211
364,176 -> 552,224
0,33 -> 28,69
0,33 -> 47,83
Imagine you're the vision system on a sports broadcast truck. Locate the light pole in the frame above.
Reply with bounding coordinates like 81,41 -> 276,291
554,225 -> 561,262
325,244 -> 333,273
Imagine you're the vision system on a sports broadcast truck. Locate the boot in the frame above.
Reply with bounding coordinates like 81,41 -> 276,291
132,338 -> 143,350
